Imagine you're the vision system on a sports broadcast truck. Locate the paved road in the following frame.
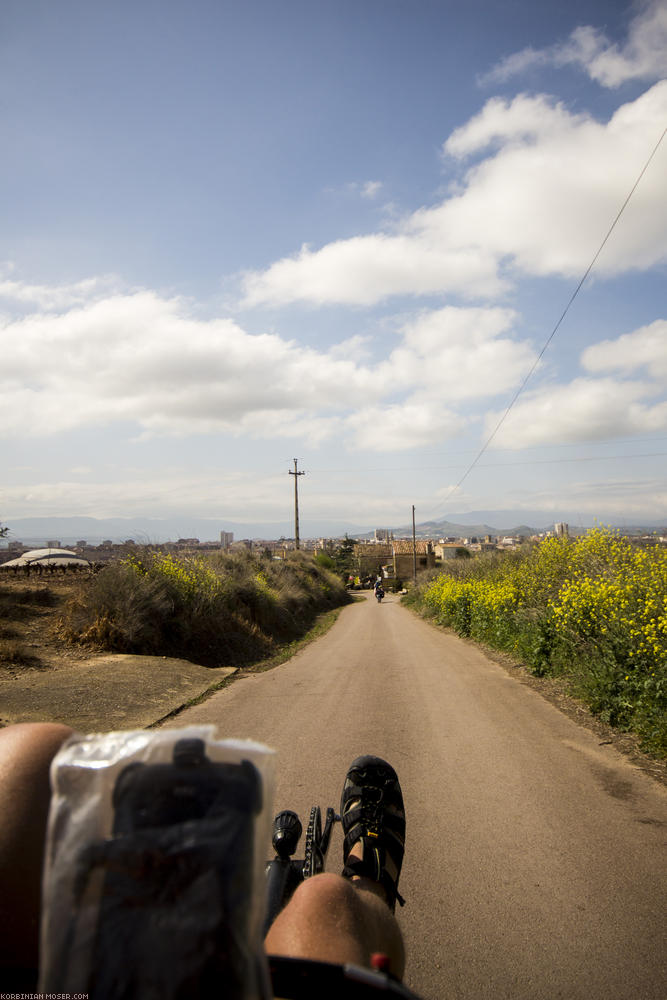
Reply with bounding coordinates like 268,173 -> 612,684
163,592 -> 667,1000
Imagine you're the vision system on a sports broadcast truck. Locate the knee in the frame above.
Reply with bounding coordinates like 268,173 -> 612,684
0,723 -> 73,833
0,723 -> 73,975
286,873 -> 357,916
0,720 -> 74,754
265,873 -> 367,965
0,722 -> 73,786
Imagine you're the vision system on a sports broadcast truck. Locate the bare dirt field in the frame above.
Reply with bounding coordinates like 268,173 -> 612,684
0,576 -> 235,730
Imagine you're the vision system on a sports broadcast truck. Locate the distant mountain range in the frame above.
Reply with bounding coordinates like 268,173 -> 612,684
1,511 -> 664,547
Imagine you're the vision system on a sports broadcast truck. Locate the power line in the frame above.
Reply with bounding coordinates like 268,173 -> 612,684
307,450 -> 667,476
476,451 -> 667,469
425,124 -> 667,521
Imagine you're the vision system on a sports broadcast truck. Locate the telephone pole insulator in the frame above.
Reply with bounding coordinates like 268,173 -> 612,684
289,459 -> 305,549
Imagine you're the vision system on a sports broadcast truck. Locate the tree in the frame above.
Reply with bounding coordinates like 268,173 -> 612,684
331,535 -> 357,580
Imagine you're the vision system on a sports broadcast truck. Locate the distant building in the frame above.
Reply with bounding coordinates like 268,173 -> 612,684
220,531 -> 234,549
435,543 -> 467,560
555,522 -> 569,537
392,540 -> 435,578
46,540 -> 61,548
374,529 -> 393,542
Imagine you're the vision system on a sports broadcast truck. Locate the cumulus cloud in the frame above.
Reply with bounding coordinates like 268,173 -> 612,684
0,289 -> 535,450
241,233 -> 506,306
581,318 -> 667,378
485,314 -> 667,450
483,0 -> 667,87
438,83 -> 667,277
349,399 -> 466,452
444,94 -> 583,156
0,290 -> 371,440
485,376 -> 667,449
0,270 -> 122,311
378,306 -> 535,401
241,83 -> 667,306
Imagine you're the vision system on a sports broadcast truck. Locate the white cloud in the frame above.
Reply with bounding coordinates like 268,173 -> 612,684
379,306 -> 535,401
0,289 -> 537,450
485,376 -> 667,448
483,0 -> 667,88
241,83 -> 667,307
349,399 -> 466,451
477,47 -> 549,86
484,316 -> 667,450
582,318 -> 667,378
0,290 -> 375,439
361,180 -> 383,199
0,272 -> 122,311
241,233 -> 505,306
437,82 -> 667,278
444,94 -> 582,157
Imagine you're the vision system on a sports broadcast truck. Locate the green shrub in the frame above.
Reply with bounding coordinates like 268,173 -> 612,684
407,529 -> 667,756
62,562 -> 172,653
61,549 -> 348,668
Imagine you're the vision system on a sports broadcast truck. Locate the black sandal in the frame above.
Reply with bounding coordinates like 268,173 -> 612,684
340,755 -> 406,911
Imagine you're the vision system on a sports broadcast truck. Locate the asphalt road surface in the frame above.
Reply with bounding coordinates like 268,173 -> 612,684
163,591 -> 667,1000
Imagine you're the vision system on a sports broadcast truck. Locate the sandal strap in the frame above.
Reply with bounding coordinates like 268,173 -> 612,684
340,756 -> 406,912
342,855 -> 406,909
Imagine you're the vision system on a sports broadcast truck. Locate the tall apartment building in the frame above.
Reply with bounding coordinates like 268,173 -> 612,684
220,531 -> 234,549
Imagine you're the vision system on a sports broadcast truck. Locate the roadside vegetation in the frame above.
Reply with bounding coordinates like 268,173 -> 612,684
403,528 -> 667,756
60,549 -> 349,668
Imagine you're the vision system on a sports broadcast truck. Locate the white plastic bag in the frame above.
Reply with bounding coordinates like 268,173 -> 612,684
39,726 -> 275,999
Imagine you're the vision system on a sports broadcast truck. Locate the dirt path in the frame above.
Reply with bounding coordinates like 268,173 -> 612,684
163,591 -> 667,1000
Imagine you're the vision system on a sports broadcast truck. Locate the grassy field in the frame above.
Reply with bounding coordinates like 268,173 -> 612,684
403,529 -> 667,757
60,549 -> 349,668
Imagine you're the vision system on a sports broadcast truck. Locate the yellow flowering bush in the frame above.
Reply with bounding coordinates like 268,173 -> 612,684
412,528 -> 667,754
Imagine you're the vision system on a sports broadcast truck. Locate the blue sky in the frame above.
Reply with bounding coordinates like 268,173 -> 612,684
1,0 -> 666,535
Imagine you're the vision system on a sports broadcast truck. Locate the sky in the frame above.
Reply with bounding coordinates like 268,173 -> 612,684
1,0 -> 666,537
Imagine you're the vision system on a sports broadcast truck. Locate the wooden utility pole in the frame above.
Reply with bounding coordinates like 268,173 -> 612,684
412,505 -> 417,582
289,459 -> 305,549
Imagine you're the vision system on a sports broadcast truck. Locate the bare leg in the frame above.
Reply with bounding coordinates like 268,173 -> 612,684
0,722 -> 73,985
265,872 -> 406,978
267,755 -> 407,978
0,725 -> 407,985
